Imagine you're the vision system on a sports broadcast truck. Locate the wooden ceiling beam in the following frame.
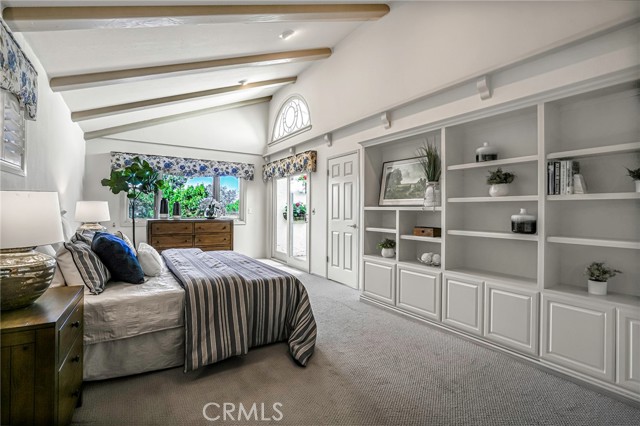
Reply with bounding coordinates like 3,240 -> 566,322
50,48 -> 329,92
3,4 -> 390,32
71,77 -> 296,122
83,96 -> 272,140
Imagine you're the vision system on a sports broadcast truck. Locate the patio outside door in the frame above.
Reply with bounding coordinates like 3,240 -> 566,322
273,173 -> 310,272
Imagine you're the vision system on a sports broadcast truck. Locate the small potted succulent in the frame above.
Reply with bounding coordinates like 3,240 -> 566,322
377,238 -> 396,258
487,168 -> 516,197
584,262 -> 621,295
626,167 -> 640,193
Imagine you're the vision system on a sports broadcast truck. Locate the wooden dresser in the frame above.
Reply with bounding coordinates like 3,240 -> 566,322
1,286 -> 84,426
147,218 -> 234,252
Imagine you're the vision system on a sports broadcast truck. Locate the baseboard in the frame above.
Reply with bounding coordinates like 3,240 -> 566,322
359,294 -> 640,408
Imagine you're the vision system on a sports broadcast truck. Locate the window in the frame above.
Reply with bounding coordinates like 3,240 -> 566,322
1,90 -> 26,176
124,175 -> 244,222
271,95 -> 311,144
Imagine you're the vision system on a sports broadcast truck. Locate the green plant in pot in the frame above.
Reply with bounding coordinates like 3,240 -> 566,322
416,140 -> 441,207
101,157 -> 164,247
626,167 -> 640,193
584,262 -> 621,296
487,168 -> 516,197
377,238 -> 396,258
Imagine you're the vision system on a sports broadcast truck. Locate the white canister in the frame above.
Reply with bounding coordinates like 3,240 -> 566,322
475,142 -> 498,162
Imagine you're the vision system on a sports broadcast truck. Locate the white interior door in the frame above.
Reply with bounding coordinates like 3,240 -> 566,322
327,152 -> 359,288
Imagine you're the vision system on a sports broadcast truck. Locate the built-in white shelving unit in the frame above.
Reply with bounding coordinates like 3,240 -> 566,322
359,76 -> 640,402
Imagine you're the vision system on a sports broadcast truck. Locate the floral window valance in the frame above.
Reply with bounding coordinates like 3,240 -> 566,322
110,152 -> 255,180
262,150 -> 317,182
0,20 -> 37,120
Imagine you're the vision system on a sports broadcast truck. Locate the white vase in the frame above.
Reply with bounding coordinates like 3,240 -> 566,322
381,248 -> 395,258
588,279 -> 607,295
424,182 -> 441,207
635,180 -> 640,193
489,184 -> 510,197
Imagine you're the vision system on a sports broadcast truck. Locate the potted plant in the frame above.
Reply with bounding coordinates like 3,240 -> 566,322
626,167 -> 640,193
487,168 -> 516,197
283,202 -> 307,221
416,139 -> 441,207
584,262 -> 621,295
377,238 -> 396,258
101,157 -> 164,247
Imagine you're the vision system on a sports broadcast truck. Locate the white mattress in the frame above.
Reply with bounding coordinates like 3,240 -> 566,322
83,269 -> 185,345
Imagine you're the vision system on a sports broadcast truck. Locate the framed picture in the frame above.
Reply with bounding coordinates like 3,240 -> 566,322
379,157 -> 427,206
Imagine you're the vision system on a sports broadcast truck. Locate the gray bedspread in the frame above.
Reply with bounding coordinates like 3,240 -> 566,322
162,249 -> 316,371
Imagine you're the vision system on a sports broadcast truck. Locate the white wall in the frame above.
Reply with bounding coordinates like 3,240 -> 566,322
0,32 -> 85,223
84,137 -> 267,258
264,5 -> 640,278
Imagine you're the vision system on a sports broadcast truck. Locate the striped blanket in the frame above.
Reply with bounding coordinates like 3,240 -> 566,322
162,249 -> 316,371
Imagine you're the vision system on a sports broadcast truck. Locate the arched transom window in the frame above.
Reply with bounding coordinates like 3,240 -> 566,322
271,95 -> 311,144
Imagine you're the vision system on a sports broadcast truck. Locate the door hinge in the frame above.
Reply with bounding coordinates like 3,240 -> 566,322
327,169 -> 330,176
327,256 -> 329,262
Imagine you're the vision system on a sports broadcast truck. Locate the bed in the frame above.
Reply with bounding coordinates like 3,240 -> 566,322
81,249 -> 316,381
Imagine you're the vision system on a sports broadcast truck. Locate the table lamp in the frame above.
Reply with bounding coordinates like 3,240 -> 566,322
75,201 -> 110,232
0,191 -> 64,310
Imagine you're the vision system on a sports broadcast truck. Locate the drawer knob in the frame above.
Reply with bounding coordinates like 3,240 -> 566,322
71,320 -> 81,328
72,355 -> 81,363
72,389 -> 81,398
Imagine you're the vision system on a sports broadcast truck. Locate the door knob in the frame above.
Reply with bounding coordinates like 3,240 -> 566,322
348,224 -> 357,228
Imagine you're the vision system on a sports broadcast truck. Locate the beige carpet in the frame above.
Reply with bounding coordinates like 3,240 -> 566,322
72,261 -> 640,425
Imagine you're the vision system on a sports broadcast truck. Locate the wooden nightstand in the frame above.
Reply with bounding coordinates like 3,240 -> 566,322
1,286 -> 84,426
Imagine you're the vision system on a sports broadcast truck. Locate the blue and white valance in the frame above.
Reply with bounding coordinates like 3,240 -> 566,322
0,20 -> 37,120
262,150 -> 317,181
110,152 -> 255,181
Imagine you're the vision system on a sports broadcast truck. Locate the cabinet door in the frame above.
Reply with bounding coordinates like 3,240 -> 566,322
362,260 -> 395,305
541,294 -> 615,382
484,282 -> 539,356
617,307 -> 640,393
442,274 -> 483,335
396,266 -> 440,321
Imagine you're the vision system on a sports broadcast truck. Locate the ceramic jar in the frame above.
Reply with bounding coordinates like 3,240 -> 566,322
381,248 -> 395,258
489,183 -> 510,197
475,142 -> 498,162
424,182 -> 441,207
159,198 -> 169,219
172,201 -> 181,219
511,208 -> 537,234
636,180 -> 640,193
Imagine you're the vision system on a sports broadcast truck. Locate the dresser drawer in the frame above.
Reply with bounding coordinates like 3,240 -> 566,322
58,336 -> 83,426
151,222 -> 193,235
195,221 -> 231,234
195,234 -> 231,246
150,235 -> 193,248
58,301 -> 83,362
198,245 -> 232,252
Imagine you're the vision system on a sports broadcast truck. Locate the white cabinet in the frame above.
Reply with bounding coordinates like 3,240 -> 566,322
362,259 -> 395,305
442,273 -> 483,336
484,282 -> 539,356
541,294 -> 615,382
617,307 -> 640,393
396,265 -> 441,321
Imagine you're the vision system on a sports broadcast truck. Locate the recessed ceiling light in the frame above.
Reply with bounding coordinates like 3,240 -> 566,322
238,79 -> 248,86
279,29 -> 295,40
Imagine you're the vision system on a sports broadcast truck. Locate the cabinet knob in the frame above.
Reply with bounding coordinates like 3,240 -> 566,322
71,320 -> 81,328
72,355 -> 81,363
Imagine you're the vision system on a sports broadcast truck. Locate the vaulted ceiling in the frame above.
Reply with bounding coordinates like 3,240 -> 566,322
2,1 -> 389,139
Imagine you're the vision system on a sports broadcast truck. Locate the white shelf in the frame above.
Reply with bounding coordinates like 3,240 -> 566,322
545,285 -> 640,309
547,236 -> 640,250
547,141 -> 640,160
446,268 -> 537,287
364,206 -> 441,211
363,254 -> 396,264
448,230 -> 538,241
400,235 -> 442,243
448,195 -> 538,203
364,227 -> 396,234
447,155 -> 538,171
397,260 -> 442,274
547,193 -> 640,201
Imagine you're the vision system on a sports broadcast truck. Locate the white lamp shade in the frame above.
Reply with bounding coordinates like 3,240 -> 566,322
0,191 -> 64,249
75,201 -> 110,223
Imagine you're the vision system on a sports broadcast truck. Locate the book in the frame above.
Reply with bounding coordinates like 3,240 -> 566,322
554,161 -> 560,195
547,162 -> 555,195
560,161 -> 567,195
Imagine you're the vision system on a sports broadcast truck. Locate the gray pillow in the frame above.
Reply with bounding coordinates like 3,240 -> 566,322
61,234 -> 111,294
137,243 -> 163,277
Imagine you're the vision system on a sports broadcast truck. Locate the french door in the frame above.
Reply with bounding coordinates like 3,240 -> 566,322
273,172 -> 310,271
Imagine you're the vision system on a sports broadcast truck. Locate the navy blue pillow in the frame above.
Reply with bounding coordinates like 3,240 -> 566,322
91,232 -> 145,284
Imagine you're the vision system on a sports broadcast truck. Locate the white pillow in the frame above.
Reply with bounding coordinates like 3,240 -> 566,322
114,231 -> 136,255
137,243 -> 163,277
55,246 -> 85,287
